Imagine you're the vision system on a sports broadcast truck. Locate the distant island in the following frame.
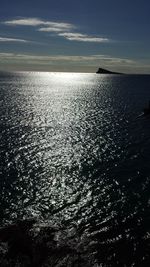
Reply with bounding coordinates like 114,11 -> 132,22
96,68 -> 123,74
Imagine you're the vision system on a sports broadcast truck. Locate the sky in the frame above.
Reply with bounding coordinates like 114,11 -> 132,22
0,0 -> 150,73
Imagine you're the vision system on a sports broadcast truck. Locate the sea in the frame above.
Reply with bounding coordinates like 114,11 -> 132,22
0,71 -> 150,266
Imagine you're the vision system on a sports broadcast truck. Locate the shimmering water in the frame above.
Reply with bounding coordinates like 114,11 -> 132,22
0,71 -> 150,266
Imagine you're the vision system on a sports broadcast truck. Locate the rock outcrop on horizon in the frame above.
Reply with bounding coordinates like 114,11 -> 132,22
96,68 -> 123,74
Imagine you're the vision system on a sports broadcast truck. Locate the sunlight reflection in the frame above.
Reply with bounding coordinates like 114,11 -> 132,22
2,71 -> 124,225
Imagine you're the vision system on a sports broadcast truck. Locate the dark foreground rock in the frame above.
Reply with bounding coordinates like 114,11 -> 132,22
0,219 -> 95,267
0,218 -> 150,266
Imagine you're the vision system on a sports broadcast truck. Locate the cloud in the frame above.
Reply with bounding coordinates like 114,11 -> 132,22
4,18 -> 75,32
2,52 -> 147,73
38,27 -> 70,32
4,18 -> 45,26
0,52 -> 135,65
58,32 -> 109,42
1,52 -> 149,73
0,37 -> 29,43
38,22 -> 75,31
0,52 -> 14,57
3,17 -> 110,43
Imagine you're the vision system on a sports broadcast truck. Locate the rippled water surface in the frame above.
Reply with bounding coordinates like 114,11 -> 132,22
0,72 -> 150,266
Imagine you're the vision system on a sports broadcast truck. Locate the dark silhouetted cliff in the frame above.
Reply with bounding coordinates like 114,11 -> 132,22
96,68 -> 123,74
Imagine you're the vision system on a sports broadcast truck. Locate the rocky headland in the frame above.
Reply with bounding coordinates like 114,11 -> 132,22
96,67 -> 123,74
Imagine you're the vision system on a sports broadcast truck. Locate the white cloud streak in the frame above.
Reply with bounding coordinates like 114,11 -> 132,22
38,27 -> 69,32
4,18 -> 75,32
58,32 -> 109,42
38,22 -> 75,31
0,53 -> 15,57
4,18 -> 45,26
0,37 -> 29,43
3,17 -> 110,43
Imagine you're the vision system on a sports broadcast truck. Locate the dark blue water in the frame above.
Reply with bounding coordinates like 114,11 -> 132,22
0,71 -> 150,266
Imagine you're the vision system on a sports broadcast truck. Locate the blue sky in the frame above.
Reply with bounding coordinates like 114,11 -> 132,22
0,0 -> 150,72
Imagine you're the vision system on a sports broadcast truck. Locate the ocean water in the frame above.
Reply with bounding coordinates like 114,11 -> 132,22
0,71 -> 150,266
